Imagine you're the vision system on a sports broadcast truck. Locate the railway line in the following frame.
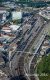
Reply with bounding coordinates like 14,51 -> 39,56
29,34 -> 46,80
17,20 -> 48,80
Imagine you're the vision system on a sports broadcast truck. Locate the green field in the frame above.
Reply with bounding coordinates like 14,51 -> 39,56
37,54 -> 50,80
39,75 -> 50,80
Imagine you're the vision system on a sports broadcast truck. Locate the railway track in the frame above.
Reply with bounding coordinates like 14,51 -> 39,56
17,20 -> 47,80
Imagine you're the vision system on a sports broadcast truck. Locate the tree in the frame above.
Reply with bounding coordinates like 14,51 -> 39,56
37,54 -> 50,74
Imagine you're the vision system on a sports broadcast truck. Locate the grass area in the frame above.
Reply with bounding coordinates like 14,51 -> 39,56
47,27 -> 50,36
37,54 -> 50,80
12,19 -> 22,24
48,31 -> 50,36
32,48 -> 35,52
39,74 -> 50,80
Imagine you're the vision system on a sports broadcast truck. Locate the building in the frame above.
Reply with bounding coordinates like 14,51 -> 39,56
9,25 -> 20,31
12,11 -> 22,21
39,7 -> 50,20
0,9 -> 7,21
0,7 -> 10,26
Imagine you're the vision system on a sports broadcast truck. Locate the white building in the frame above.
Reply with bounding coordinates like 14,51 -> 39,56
9,25 -> 20,31
12,11 -> 22,20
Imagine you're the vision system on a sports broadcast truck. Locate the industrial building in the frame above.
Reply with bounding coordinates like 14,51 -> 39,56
12,11 -> 22,21
39,7 -> 50,20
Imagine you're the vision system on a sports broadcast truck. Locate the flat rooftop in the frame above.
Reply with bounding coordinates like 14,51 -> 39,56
39,8 -> 50,20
